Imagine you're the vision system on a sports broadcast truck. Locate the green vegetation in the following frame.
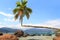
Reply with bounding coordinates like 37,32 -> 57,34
13,0 -> 32,26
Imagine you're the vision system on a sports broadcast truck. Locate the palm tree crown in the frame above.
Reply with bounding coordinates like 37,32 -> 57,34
13,0 -> 32,26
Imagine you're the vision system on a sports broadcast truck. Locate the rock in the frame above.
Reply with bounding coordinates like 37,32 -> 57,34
0,34 -> 19,40
53,37 -> 60,40
14,30 -> 24,37
55,32 -> 60,36
23,34 -> 30,37
53,32 -> 60,40
0,32 -> 3,36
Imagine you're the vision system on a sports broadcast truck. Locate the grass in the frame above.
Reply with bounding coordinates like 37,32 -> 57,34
19,36 -> 54,40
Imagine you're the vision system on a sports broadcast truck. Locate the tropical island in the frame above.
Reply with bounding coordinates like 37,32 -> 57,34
0,0 -> 60,40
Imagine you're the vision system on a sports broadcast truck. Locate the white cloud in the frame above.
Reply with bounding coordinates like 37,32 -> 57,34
0,25 -> 5,28
0,12 -> 13,17
0,11 -> 18,22
4,18 -> 19,22
4,18 -> 15,22
0,25 -> 4,27
0,22 -> 1,24
0,22 -> 4,28
43,19 -> 60,28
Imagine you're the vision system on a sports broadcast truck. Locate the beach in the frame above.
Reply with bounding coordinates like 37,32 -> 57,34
19,36 -> 54,40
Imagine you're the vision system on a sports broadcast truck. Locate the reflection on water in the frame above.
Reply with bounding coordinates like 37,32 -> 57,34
28,39 -> 39,40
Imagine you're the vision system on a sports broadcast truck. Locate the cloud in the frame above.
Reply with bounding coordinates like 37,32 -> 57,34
0,12 -> 13,17
4,18 -> 19,23
0,22 -> 6,28
0,11 -> 19,22
0,24 -> 6,28
4,18 -> 15,22
0,11 -> 17,22
43,19 -> 60,28
0,22 -> 1,24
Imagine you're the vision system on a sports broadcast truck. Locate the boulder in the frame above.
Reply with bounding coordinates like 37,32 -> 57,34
53,32 -> 60,40
23,34 -> 29,37
53,37 -> 60,40
0,34 -> 19,40
0,32 -> 3,36
14,30 -> 24,37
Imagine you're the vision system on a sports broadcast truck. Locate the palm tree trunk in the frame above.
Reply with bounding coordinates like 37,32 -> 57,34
22,25 -> 60,30
21,19 -> 23,26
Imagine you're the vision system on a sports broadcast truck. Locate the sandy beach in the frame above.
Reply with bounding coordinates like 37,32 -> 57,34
19,36 -> 54,40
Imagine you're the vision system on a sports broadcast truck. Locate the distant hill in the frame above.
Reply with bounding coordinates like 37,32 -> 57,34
0,27 -> 19,33
0,27 -> 55,35
24,28 -> 55,35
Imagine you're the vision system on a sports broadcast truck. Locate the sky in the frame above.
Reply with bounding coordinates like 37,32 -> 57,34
0,0 -> 60,29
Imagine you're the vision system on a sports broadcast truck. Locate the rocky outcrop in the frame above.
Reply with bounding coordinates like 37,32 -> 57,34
53,36 -> 60,40
0,32 -> 3,36
14,30 -> 24,37
0,34 -> 19,40
53,32 -> 60,40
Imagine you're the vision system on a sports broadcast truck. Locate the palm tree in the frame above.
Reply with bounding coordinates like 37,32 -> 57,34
13,0 -> 32,26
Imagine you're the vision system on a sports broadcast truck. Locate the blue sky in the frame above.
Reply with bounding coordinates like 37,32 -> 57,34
0,0 -> 60,29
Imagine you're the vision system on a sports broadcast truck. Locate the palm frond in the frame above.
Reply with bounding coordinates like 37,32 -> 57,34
22,0 -> 27,6
13,8 -> 19,14
26,7 -> 32,14
25,11 -> 30,19
14,13 -> 19,20
16,1 -> 22,7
